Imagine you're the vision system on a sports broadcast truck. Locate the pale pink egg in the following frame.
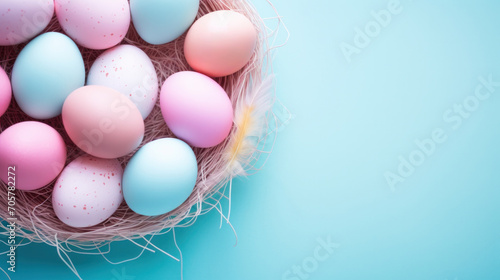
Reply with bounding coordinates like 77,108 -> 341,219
160,71 -> 233,148
0,0 -> 54,46
0,121 -> 67,191
62,85 -> 145,159
52,155 -> 123,228
55,0 -> 130,50
184,10 -> 257,77
0,66 -> 11,117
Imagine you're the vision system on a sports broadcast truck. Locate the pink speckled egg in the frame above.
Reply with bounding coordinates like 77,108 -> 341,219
0,0 -> 55,46
184,10 -> 257,77
62,85 -> 145,159
55,0 -> 130,50
0,66 -> 11,117
52,155 -> 123,228
0,121 -> 67,191
160,71 -> 233,148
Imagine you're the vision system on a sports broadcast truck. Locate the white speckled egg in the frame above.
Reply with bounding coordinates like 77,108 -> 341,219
52,155 -> 123,228
87,45 -> 158,119
0,0 -> 54,46
55,0 -> 130,50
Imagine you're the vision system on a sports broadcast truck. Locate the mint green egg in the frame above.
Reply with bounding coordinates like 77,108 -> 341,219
130,0 -> 199,45
12,32 -> 85,120
123,138 -> 198,216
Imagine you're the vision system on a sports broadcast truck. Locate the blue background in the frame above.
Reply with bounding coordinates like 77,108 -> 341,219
4,0 -> 500,279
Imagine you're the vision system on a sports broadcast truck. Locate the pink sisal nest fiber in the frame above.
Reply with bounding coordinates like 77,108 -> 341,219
0,0 -> 286,258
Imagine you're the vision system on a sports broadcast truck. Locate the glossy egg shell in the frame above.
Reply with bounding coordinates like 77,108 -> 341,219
123,138 -> 198,216
62,85 -> 145,159
184,10 -> 257,77
0,0 -> 54,46
55,0 -> 130,49
87,44 -> 158,119
11,32 -> 85,119
52,155 -> 123,228
0,66 -> 11,117
160,71 -> 233,148
130,0 -> 199,45
0,121 -> 67,191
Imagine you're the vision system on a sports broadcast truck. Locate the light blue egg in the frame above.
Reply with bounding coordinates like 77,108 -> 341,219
12,32 -> 85,120
123,138 -> 198,216
130,0 -> 200,45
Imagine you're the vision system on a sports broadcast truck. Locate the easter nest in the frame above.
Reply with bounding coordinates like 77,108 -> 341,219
0,0 -> 288,263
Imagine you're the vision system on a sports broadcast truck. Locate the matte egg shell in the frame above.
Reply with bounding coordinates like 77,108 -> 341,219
0,0 -> 54,46
184,10 -> 257,77
0,66 -> 11,117
130,0 -> 199,45
52,155 -> 123,228
62,85 -> 145,159
0,121 -> 67,191
11,32 -> 85,119
160,71 -> 233,148
55,0 -> 130,50
87,45 -> 158,119
123,138 -> 198,216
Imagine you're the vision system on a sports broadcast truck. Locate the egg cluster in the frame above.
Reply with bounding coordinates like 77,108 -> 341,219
0,0 -> 257,228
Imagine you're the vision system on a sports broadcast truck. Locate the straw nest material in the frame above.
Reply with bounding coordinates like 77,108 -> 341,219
0,0 -> 287,261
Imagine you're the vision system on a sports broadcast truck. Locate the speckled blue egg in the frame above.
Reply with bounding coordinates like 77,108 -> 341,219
130,0 -> 199,45
123,138 -> 198,216
11,32 -> 85,119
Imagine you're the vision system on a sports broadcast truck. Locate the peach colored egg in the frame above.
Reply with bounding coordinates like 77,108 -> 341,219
62,85 -> 144,159
184,10 -> 257,77
55,0 -> 130,50
0,0 -> 54,46
0,66 -> 11,117
52,155 -> 123,228
0,121 -> 66,191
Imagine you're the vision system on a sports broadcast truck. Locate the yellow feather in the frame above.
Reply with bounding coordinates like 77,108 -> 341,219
229,106 -> 254,165
225,75 -> 275,177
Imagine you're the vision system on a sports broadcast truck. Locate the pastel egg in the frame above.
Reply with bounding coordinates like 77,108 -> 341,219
52,155 -> 123,228
123,138 -> 197,216
130,0 -> 199,45
184,10 -> 257,77
11,32 -> 85,119
0,121 -> 66,191
62,85 -> 145,159
160,71 -> 233,148
0,0 -> 54,46
87,45 -> 158,119
55,0 -> 130,50
0,66 -> 11,117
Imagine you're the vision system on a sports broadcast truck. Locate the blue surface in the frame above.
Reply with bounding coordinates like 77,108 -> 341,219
4,0 -> 500,279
